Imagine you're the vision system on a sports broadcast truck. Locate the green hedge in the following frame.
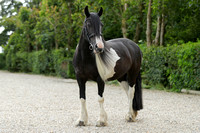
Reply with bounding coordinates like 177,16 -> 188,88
0,53 -> 6,69
142,41 -> 200,91
5,49 -> 75,78
4,41 -> 200,91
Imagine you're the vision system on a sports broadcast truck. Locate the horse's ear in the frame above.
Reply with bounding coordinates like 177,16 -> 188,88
84,6 -> 90,18
98,7 -> 103,17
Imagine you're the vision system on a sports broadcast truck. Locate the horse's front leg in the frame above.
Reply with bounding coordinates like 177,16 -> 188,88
76,77 -> 88,126
96,77 -> 108,127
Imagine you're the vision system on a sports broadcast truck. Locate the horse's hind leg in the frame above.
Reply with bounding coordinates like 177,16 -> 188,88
96,77 -> 108,127
121,70 -> 143,122
76,77 -> 88,126
120,80 -> 137,122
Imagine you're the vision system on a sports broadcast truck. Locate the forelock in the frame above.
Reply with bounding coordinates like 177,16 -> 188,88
90,13 -> 101,35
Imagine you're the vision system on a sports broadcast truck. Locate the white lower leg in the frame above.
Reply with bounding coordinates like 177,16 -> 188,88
126,85 -> 136,122
96,96 -> 107,126
76,98 -> 88,126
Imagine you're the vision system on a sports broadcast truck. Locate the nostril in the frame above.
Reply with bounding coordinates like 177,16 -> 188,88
98,48 -> 104,53
100,48 -> 104,53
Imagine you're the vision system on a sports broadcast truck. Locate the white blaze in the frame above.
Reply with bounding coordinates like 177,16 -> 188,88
96,36 -> 104,49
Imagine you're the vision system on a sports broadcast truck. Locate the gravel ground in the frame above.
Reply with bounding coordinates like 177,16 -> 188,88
0,70 -> 200,133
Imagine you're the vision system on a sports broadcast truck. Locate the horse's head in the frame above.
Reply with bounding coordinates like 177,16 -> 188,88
84,6 -> 104,54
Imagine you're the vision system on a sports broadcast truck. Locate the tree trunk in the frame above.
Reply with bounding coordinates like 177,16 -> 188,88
154,15 -> 161,46
146,0 -> 152,47
134,1 -> 144,43
134,23 -> 140,43
67,2 -> 73,51
160,13 -> 165,46
121,1 -> 127,38
54,28 -> 58,49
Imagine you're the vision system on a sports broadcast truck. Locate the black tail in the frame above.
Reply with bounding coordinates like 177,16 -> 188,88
132,71 -> 143,111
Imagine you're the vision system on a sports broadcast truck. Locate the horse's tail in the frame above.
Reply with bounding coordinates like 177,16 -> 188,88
132,71 -> 143,111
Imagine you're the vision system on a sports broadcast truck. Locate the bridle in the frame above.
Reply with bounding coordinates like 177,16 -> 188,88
84,26 -> 95,50
84,19 -> 103,51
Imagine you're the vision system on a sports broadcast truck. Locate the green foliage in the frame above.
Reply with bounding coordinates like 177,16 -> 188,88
18,7 -> 31,22
142,41 -> 200,91
0,53 -> 6,69
29,51 -> 49,74
51,48 -> 68,77
142,46 -> 168,85
5,48 -> 75,78
167,42 -> 200,91
1,0 -> 200,91
6,46 -> 17,71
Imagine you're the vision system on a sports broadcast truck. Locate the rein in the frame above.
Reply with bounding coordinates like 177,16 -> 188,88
84,26 -> 94,50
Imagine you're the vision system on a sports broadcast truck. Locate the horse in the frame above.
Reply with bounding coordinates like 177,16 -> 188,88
73,6 -> 143,127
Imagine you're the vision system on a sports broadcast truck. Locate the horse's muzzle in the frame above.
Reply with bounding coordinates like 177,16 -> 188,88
95,44 -> 104,53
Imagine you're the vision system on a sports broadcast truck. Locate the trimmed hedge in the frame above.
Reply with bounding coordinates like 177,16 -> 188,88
142,41 -> 200,91
5,49 -> 75,78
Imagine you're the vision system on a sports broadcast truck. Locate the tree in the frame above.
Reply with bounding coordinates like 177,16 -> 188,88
134,0 -> 144,43
25,0 -> 40,8
0,0 -> 22,46
146,0 -> 153,47
160,11 -> 165,46
154,0 -> 161,46
121,0 -> 128,38
159,0 -> 165,46
0,0 -> 22,17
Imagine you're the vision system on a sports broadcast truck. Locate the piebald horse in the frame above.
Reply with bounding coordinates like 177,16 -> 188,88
73,6 -> 143,127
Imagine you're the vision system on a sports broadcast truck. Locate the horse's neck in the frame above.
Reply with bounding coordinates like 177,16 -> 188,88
78,34 -> 93,60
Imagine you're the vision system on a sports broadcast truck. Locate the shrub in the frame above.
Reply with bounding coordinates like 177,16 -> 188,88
51,48 -> 75,78
0,53 -> 6,69
142,41 -> 200,91
6,47 -> 17,71
142,46 -> 168,86
16,52 -> 29,72
5,48 -> 75,78
28,51 -> 49,74
167,42 -> 200,91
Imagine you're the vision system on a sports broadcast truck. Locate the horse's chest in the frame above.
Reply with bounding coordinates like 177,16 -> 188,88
75,60 -> 99,79
95,48 -> 120,81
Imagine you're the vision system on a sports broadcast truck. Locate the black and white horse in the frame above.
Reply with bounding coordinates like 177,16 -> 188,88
73,6 -> 143,127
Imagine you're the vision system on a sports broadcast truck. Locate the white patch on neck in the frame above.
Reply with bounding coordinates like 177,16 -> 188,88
95,48 -> 120,81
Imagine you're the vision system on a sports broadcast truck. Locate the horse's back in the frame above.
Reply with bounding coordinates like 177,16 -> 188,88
106,38 -> 142,61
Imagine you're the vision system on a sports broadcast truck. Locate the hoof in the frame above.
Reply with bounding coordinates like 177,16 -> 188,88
125,114 -> 136,122
134,111 -> 138,117
96,121 -> 107,127
76,121 -> 86,126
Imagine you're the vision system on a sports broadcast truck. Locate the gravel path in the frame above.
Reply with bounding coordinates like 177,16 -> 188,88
0,70 -> 200,133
